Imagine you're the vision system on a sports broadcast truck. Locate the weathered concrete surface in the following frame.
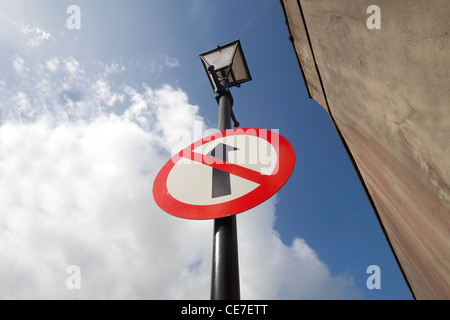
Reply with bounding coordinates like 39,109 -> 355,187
281,0 -> 450,299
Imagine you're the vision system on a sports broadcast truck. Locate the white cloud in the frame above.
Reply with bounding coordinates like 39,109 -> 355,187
12,55 -> 29,75
20,23 -> 52,47
98,61 -> 126,77
238,200 -> 360,299
92,79 -> 125,107
146,54 -> 181,78
11,91 -> 33,119
63,57 -> 84,76
44,57 -> 84,76
0,55 -> 360,299
45,58 -> 60,73
5,56 -> 117,122
162,54 -> 180,68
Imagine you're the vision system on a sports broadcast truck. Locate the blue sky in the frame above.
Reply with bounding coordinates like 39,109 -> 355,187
0,0 -> 412,299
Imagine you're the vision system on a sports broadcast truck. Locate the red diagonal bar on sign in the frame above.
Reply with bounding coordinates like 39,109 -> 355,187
184,151 -> 271,185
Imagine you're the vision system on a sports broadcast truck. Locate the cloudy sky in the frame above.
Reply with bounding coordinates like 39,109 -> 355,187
0,0 -> 412,299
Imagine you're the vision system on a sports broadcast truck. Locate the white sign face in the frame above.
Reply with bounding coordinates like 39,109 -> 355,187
166,134 -> 277,206
153,128 -> 295,220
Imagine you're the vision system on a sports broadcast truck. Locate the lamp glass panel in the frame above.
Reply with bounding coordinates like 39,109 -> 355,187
231,47 -> 250,83
201,44 -> 236,71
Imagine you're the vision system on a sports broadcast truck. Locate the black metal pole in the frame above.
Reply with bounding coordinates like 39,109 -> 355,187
210,78 -> 240,300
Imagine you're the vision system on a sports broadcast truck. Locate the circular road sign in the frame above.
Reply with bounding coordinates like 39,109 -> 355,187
153,128 -> 295,220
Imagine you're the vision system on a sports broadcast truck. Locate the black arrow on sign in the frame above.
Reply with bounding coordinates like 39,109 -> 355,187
207,143 -> 239,198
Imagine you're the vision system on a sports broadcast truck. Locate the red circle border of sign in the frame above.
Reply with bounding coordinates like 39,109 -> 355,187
152,128 -> 295,220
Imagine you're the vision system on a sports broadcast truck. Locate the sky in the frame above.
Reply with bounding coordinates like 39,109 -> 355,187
0,0 -> 413,299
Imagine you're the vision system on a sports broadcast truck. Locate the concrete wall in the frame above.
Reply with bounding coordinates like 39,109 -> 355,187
281,0 -> 450,299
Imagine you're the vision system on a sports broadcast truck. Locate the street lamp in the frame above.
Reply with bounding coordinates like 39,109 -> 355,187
200,39 -> 252,91
199,40 -> 252,300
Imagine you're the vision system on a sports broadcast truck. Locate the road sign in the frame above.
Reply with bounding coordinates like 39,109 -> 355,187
153,128 -> 295,220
